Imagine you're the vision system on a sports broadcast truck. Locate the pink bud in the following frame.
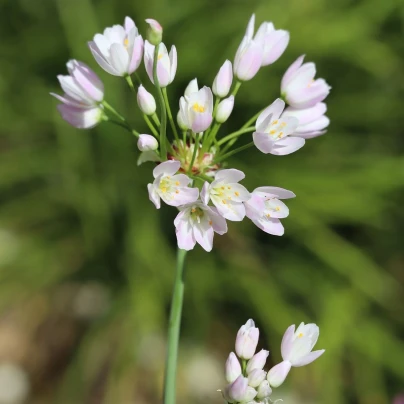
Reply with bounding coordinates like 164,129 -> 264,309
227,375 -> 248,402
246,349 -> 269,374
225,352 -> 242,383
213,60 -> 233,97
184,78 -> 198,97
215,95 -> 234,123
235,319 -> 259,360
137,134 -> 158,151
137,85 -> 156,115
145,18 -> 163,45
234,37 -> 263,81
247,369 -> 266,388
257,380 -> 272,400
267,360 -> 291,388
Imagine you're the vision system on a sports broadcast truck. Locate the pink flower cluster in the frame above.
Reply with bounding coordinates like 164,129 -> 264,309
222,319 -> 325,403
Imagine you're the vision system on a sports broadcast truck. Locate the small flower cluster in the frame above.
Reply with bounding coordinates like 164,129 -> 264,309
222,320 -> 325,403
51,14 -> 331,252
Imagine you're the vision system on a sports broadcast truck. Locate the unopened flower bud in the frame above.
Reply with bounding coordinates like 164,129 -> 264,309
267,360 -> 291,388
137,134 -> 158,151
177,110 -> 188,130
137,85 -> 156,115
243,387 -> 258,402
213,60 -> 233,98
247,369 -> 266,388
246,349 -> 269,374
145,18 -> 162,45
225,352 -> 242,383
235,319 -> 259,360
185,78 -> 198,97
215,95 -> 234,123
257,380 -> 272,400
227,375 -> 248,402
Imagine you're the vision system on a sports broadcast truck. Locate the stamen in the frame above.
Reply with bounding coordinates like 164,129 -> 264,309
235,191 -> 239,196
175,181 -> 180,185
192,103 -> 206,113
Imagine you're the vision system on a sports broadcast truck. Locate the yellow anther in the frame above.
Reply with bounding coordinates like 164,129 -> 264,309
191,208 -> 196,213
272,120 -> 278,125
209,220 -> 212,226
161,187 -> 167,193
227,186 -> 231,190
281,122 -> 287,127
270,130 -> 276,135
158,54 -> 163,60
192,103 -> 205,113
175,190 -> 179,194
298,332 -> 304,338
175,181 -> 180,186
222,200 -> 226,204
279,132 -> 284,138
221,186 -> 225,190
124,38 -> 129,48
266,213 -> 271,218
166,176 -> 170,179
275,206 -> 281,211
235,191 -> 239,196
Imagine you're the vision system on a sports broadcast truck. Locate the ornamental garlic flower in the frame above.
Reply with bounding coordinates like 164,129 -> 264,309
281,55 -> 331,108
137,85 -> 156,115
144,40 -> 177,87
147,160 -> 199,208
178,86 -> 214,133
215,95 -> 235,123
51,60 -> 104,129
246,349 -> 269,373
244,186 -> 295,236
253,98 -> 304,156
145,18 -> 163,45
201,169 -> 250,221
174,202 -> 227,252
233,16 -> 263,81
235,319 -> 259,360
137,134 -> 158,151
281,102 -> 330,139
212,60 -> 233,98
184,78 -> 199,97
88,17 -> 144,76
246,14 -> 290,66
225,352 -> 242,383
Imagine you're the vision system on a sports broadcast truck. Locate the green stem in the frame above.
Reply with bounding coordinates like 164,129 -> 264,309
217,126 -> 255,146
143,114 -> 160,139
101,101 -> 139,137
125,75 -> 136,93
153,45 -> 167,160
187,133 -> 200,174
214,141 -> 255,163
105,117 -> 139,137
163,248 -> 187,404
242,109 -> 261,129
152,113 -> 161,127
162,88 -> 180,143
230,80 -> 242,97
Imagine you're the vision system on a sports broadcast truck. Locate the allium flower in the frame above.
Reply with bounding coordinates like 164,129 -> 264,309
225,352 -> 242,383
178,86 -> 214,133
246,14 -> 290,66
267,361 -> 292,388
201,169 -> 250,221
147,160 -> 199,208
257,380 -> 272,400
144,40 -> 177,87
215,95 -> 235,123
235,319 -> 259,360
174,202 -> 227,252
224,375 -> 249,402
233,16 -> 264,81
246,349 -> 269,373
281,322 -> 325,367
281,55 -> 331,108
88,17 -> 144,77
51,60 -> 104,129
253,98 -> 304,156
212,60 -> 233,98
248,369 -> 266,388
244,186 -> 295,236
281,102 -> 330,139
137,134 -> 158,151
145,18 -> 163,45
184,78 -> 199,97
137,85 -> 156,115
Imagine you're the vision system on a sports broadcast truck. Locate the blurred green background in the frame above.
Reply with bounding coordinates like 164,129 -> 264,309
0,0 -> 403,403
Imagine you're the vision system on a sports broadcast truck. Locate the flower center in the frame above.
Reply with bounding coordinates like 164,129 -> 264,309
268,119 -> 288,140
192,103 -> 205,113
298,332 -> 304,338
124,38 -> 129,49
190,207 -> 205,223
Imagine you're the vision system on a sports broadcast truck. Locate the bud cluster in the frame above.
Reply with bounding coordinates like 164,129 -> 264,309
222,320 -> 325,403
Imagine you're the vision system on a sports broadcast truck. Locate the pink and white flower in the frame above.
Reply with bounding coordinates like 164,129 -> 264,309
215,95 -> 235,123
144,40 -> 177,87
88,17 -> 144,76
246,14 -> 290,66
137,85 -> 156,115
201,169 -> 250,221
179,86 -> 214,133
281,102 -> 330,139
51,60 -> 104,129
174,202 -> 227,252
225,352 -> 242,384
253,98 -> 304,156
145,18 -> 163,45
244,186 -> 295,236
233,16 -> 264,81
213,60 -> 233,98
281,55 -> 331,108
147,160 -> 199,209
137,134 -> 158,151
235,319 -> 259,360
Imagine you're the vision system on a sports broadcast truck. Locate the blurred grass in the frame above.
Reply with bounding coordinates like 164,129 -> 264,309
0,0 -> 403,403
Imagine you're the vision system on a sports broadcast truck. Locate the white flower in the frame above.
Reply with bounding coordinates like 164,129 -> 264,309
201,169 -> 250,221
147,160 -> 199,208
144,40 -> 177,87
174,202 -> 227,252
88,17 -> 144,76
179,86 -> 214,133
215,96 -> 235,123
137,134 -> 158,151
212,60 -> 233,97
244,187 -> 295,236
184,78 -> 199,97
253,98 -> 303,156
